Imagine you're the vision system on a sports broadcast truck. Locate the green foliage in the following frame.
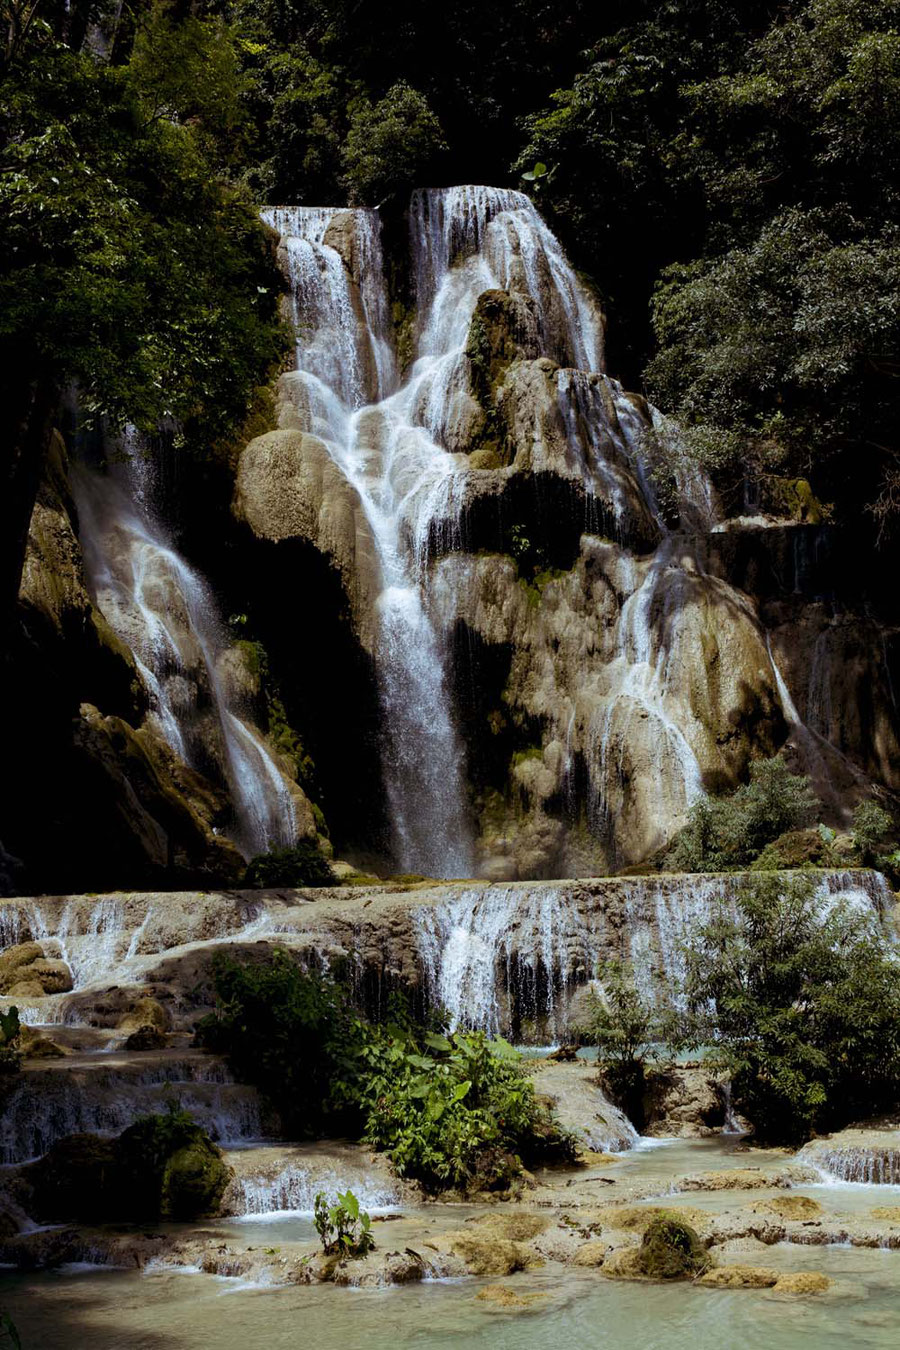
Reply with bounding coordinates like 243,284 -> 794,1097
196,951 -> 361,1135
0,3 -> 286,454
851,798 -> 896,864
0,1005 -> 21,1076
243,841 -> 336,888
0,1310 -> 21,1350
518,0 -> 900,526
361,1026 -> 575,1191
639,1214 -> 709,1279
30,1104 -> 228,1222
665,755 -> 819,872
646,211 -> 900,508
198,952 -> 573,1189
116,1101 -> 231,1220
314,1189 -> 375,1257
676,872 -> 900,1143
575,962 -> 662,1123
340,82 -> 447,205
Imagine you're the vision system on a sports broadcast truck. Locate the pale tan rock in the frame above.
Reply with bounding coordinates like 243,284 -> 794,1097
572,1239 -> 608,1267
772,1271 -> 831,1295
747,1196 -> 823,1221
600,1246 -> 645,1280
699,1265 -> 778,1289
431,1230 -> 542,1275
475,1283 -> 547,1310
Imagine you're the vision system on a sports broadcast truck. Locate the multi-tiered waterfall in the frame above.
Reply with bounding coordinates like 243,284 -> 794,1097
73,441 -> 297,859
255,187 -> 817,877
260,188 -> 618,875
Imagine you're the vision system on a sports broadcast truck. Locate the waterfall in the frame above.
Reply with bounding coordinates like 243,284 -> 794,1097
263,188 -> 606,876
72,441 -> 297,859
0,1057 -> 262,1164
233,1166 -> 400,1217
800,1147 -> 900,1185
412,870 -> 894,1038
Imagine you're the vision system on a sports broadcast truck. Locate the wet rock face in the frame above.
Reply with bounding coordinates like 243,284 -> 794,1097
24,1119 -> 232,1225
241,191 -> 899,878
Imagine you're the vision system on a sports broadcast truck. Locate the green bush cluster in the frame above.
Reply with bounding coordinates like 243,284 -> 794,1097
580,872 -> 900,1145
664,755 -> 819,872
0,1007 -> 21,1076
678,872 -> 900,1143
639,1215 -> 709,1280
243,842 -> 336,889
574,961 -> 663,1128
197,952 -> 574,1191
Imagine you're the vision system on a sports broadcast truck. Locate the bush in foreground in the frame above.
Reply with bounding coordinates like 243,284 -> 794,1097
197,951 -> 574,1191
677,873 -> 900,1143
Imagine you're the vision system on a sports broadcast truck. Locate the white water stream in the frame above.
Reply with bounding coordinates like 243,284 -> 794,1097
73,444 -> 296,858
262,187 -> 606,877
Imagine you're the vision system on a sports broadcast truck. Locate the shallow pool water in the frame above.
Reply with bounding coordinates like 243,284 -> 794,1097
5,1136 -> 900,1349
3,1241 -> 900,1350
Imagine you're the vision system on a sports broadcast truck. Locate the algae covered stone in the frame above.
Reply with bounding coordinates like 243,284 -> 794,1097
638,1215 -> 709,1280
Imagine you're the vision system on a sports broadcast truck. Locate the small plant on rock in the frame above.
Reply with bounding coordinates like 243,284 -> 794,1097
243,841 -> 335,889
313,1190 -> 375,1258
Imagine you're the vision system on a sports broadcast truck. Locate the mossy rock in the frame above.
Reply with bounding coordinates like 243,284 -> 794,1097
764,476 -> 828,525
160,1138 -> 231,1221
638,1214 -> 709,1280
28,1133 -> 119,1223
751,828 -> 834,871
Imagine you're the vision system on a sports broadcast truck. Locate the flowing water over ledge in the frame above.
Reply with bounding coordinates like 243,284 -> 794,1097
1,870 -> 892,1039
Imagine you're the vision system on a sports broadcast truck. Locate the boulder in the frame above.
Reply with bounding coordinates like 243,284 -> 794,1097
772,1271 -> 831,1295
698,1265 -> 778,1289
474,1283 -> 547,1311
159,1138 -> 231,1221
26,1133 -> 119,1224
124,1024 -> 169,1051
572,1239 -> 608,1267
18,1026 -> 67,1059
747,1196 -> 823,1221
638,1215 -> 709,1280
430,1230 -> 541,1276
0,943 -> 73,996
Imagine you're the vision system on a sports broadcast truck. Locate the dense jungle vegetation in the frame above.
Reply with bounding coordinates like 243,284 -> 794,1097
2,0 -> 900,638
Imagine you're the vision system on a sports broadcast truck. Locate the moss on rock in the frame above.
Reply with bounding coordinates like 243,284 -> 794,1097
637,1214 -> 709,1280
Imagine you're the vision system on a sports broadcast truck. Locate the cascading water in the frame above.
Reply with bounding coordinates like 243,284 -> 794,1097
413,870 -> 894,1038
72,439 -> 296,858
262,188 -> 606,876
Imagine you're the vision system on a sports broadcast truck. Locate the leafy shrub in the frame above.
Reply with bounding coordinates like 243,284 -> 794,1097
116,1101 -> 230,1221
676,873 -> 900,1143
196,951 -> 365,1135
243,841 -> 335,889
575,962 -> 662,1127
665,756 -> 819,872
28,1104 -> 229,1222
852,799 -> 896,865
314,1190 -> 375,1257
198,952 -> 574,1190
341,83 -> 447,204
362,1026 -> 574,1192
